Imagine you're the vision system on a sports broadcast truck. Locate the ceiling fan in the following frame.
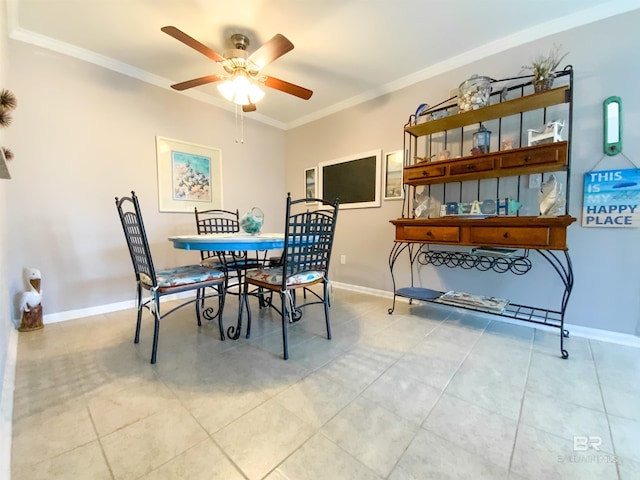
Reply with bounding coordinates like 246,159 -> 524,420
161,26 -> 313,112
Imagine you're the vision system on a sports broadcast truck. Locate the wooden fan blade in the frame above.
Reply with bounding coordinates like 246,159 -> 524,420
248,34 -> 294,69
243,103 -> 257,112
170,74 -> 224,91
264,76 -> 313,100
161,26 -> 225,63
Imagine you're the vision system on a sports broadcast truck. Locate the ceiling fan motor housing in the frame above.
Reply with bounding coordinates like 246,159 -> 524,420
230,33 -> 250,50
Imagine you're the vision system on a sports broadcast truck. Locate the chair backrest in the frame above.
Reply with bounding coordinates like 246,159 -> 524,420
115,191 -> 157,287
281,193 -> 339,289
195,208 -> 240,234
195,208 -> 240,262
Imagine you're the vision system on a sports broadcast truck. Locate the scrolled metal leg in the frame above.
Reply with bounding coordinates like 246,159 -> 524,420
388,242 -> 411,314
227,281 -> 248,340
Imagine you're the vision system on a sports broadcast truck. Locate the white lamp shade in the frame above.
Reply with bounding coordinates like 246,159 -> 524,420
217,73 -> 265,105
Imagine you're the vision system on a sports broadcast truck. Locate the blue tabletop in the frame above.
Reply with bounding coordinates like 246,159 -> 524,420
169,233 -> 285,251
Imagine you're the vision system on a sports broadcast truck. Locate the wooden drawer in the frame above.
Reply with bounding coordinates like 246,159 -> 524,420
404,163 -> 446,183
469,226 -> 550,246
449,157 -> 495,176
401,225 -> 460,243
501,143 -> 567,169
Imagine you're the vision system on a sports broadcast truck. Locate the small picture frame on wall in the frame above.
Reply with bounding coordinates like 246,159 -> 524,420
384,150 -> 404,200
305,167 -> 317,202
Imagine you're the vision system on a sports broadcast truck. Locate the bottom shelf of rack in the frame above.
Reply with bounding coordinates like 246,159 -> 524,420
395,287 -> 567,337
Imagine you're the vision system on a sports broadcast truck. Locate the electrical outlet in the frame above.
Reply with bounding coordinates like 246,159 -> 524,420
529,173 -> 542,189
340,255 -> 346,265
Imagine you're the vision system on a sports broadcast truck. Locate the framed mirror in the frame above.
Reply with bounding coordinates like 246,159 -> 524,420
603,96 -> 622,156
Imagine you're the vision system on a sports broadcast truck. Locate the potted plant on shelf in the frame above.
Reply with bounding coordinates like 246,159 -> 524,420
522,44 -> 568,93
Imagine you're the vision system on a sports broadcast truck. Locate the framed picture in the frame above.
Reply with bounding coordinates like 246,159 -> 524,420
0,148 -> 10,180
155,136 -> 223,213
384,150 -> 404,200
318,149 -> 381,210
304,167 -> 317,202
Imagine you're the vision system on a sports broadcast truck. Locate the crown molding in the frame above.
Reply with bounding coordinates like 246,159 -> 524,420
7,0 -> 639,131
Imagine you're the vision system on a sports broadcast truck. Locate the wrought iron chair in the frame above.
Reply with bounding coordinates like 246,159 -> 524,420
194,208 -> 266,279
195,207 -> 272,314
239,193 -> 339,359
116,192 -> 226,364
194,208 -> 240,268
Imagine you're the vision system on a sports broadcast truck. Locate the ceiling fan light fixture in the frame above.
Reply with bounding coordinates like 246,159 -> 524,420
217,72 -> 264,106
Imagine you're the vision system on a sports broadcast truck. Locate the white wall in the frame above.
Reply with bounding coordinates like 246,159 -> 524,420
286,11 -> 640,337
4,39 -> 287,317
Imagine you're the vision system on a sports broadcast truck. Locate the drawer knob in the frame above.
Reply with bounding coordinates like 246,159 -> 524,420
503,232 -> 510,238
523,156 -> 531,162
466,164 -> 475,170
422,171 -> 429,176
426,230 -> 433,237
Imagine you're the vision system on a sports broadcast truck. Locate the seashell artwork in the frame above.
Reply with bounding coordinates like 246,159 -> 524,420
538,174 -> 566,216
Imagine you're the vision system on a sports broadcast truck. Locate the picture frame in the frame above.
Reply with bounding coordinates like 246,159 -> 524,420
384,150 -> 404,200
304,166 -> 317,203
155,136 -> 223,213
318,149 -> 381,210
0,148 -> 10,180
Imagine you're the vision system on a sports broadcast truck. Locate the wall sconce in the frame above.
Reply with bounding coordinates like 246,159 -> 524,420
603,96 -> 622,156
473,124 -> 491,154
217,71 -> 265,106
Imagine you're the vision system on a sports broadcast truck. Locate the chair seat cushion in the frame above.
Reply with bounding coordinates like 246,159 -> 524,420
245,267 -> 324,287
201,257 -> 262,271
140,265 -> 225,288
200,257 -> 224,268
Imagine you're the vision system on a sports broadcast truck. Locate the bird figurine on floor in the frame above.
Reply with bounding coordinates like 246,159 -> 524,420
19,267 -> 44,331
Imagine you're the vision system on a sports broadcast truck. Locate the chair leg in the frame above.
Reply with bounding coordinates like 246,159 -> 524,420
134,282 -> 143,344
217,284 -> 226,341
324,281 -> 332,340
150,297 -> 160,364
195,288 -> 202,326
244,282 -> 252,339
281,292 -> 289,360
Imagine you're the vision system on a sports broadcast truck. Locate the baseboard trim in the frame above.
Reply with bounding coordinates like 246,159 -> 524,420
331,282 -> 640,349
31,282 -> 640,349
42,291 -> 195,324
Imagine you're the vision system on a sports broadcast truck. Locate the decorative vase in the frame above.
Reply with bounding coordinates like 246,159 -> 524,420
533,76 -> 554,93
240,207 -> 264,234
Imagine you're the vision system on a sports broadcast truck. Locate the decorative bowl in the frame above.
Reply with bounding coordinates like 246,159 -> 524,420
457,75 -> 491,112
240,207 -> 264,234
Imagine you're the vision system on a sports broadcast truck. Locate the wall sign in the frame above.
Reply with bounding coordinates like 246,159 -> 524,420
583,168 -> 639,227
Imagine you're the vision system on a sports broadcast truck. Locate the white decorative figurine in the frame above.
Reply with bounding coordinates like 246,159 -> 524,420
538,174 -> 566,217
527,120 -> 564,146
19,267 -> 43,331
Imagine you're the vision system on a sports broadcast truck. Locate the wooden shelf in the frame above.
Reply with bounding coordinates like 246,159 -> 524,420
391,215 -> 576,250
404,141 -> 568,186
405,86 -> 570,137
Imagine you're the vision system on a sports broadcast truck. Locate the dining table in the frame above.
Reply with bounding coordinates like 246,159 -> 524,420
168,232 -> 285,340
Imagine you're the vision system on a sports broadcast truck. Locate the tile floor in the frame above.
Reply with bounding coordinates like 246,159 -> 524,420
10,289 -> 640,479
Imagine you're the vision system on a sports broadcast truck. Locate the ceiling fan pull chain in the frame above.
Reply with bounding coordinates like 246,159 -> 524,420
234,104 -> 244,144
240,105 -> 244,144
